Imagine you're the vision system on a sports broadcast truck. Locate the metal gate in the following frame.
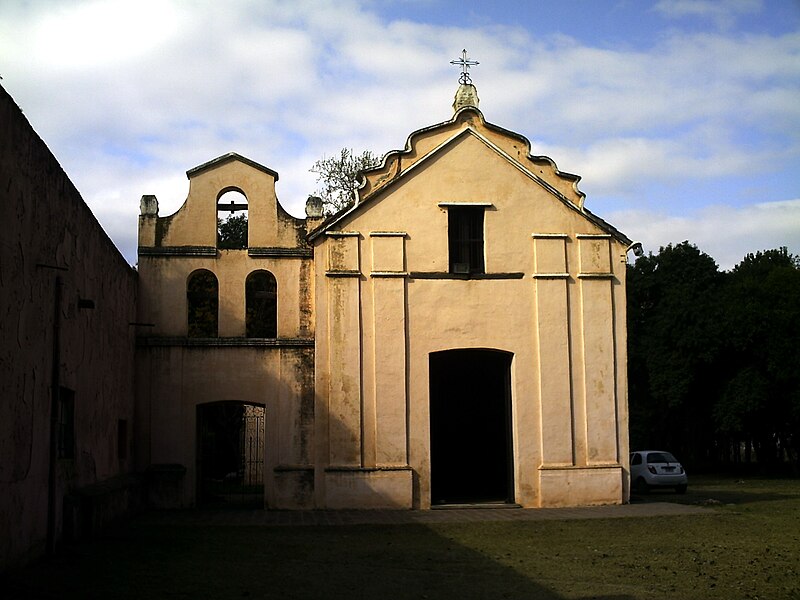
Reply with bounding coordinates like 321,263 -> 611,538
197,402 -> 265,508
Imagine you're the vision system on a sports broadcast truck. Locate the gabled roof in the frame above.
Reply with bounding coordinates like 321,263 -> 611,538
309,107 -> 631,245
186,152 -> 279,180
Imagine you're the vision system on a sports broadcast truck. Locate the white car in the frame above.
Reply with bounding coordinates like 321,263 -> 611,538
630,450 -> 688,494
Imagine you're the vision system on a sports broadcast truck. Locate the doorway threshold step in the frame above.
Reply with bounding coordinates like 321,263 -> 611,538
431,502 -> 522,510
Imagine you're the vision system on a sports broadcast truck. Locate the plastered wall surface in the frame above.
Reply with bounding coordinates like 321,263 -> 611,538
135,156 -> 317,509
313,106 -> 631,509
0,86 -> 138,570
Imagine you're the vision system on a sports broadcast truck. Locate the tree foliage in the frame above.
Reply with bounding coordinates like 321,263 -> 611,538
717,248 -> 800,466
218,213 -> 248,249
310,148 -> 381,215
627,242 -> 723,462
628,244 -> 800,471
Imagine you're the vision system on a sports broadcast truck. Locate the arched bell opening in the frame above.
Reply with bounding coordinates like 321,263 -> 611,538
217,188 -> 248,249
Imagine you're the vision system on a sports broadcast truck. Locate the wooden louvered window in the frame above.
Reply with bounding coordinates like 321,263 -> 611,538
448,207 -> 485,274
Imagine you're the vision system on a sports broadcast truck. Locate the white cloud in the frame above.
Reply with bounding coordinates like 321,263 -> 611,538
611,199 -> 800,270
31,0 -> 181,69
0,0 -> 797,266
536,130 -> 780,198
653,0 -> 763,28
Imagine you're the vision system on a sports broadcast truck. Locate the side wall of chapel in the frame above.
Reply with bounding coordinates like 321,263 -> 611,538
1,85 -> 138,571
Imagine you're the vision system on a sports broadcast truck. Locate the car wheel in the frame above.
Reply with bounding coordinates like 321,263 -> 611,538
675,484 -> 687,494
634,477 -> 650,494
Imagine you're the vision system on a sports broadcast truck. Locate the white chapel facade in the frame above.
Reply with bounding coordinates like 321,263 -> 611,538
135,74 -> 634,511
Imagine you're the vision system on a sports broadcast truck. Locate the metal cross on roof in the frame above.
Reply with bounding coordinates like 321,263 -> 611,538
450,49 -> 479,85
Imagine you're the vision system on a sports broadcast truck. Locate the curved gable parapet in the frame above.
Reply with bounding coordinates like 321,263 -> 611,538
311,109 -> 630,245
357,107 -> 585,210
472,113 -> 587,210
357,109 -> 478,200
139,153 -> 309,251
186,152 -> 279,181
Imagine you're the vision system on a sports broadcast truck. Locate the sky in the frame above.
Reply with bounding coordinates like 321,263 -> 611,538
1,0 -> 799,270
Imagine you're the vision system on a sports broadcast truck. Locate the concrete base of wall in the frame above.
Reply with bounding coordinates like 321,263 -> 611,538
323,467 -> 413,509
63,474 -> 145,542
271,467 -> 315,509
0,539 -> 46,574
131,464 -> 629,511
145,464 -> 188,509
538,465 -> 624,508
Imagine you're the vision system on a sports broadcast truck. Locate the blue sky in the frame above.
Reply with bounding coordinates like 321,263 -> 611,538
2,0 -> 798,269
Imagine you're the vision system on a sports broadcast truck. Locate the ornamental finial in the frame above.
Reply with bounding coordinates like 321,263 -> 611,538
450,49 -> 479,85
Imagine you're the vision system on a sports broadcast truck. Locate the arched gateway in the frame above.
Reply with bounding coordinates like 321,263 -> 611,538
196,401 -> 265,508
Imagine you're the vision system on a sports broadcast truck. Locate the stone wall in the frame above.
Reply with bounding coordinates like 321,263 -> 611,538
0,85 -> 139,571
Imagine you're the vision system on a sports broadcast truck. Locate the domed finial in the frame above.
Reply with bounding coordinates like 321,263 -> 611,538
453,83 -> 480,112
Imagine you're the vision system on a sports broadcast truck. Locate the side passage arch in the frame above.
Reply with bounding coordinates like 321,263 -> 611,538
429,349 -> 514,505
196,401 -> 265,508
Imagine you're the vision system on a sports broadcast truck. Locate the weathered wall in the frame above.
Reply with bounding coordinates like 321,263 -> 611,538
135,156 -> 316,508
0,85 -> 138,571
313,107 -> 631,509
136,345 -> 315,508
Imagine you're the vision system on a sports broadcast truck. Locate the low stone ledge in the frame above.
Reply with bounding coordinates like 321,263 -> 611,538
138,246 -> 217,257
324,465 -> 413,472
137,337 -> 314,348
146,464 -> 187,509
63,473 -> 145,542
248,247 -> 312,258
323,467 -> 413,509
409,272 -> 525,280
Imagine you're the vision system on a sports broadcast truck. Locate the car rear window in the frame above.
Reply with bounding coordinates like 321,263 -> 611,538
647,452 -> 678,463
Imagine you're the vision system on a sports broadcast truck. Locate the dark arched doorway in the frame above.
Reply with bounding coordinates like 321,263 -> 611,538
196,401 -> 265,508
429,349 -> 514,505
245,270 -> 277,338
187,269 -> 218,337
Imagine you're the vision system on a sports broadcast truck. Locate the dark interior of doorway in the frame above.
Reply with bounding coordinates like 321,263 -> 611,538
197,402 -> 265,508
429,349 -> 514,505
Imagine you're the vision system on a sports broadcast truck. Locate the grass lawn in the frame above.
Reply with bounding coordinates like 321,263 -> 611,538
4,476 -> 800,599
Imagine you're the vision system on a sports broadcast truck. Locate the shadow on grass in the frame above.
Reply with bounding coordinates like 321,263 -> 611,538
3,517 -> 636,600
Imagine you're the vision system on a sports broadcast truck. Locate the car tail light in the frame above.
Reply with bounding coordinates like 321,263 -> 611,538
648,466 -> 657,474
679,466 -> 684,474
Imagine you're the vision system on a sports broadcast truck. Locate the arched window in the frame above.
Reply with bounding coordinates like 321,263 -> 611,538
246,270 -> 277,338
187,269 -> 218,337
217,189 -> 248,249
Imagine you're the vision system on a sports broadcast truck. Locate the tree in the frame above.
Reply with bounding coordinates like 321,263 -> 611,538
218,213 -> 248,249
628,243 -> 800,472
715,248 -> 800,467
627,241 -> 724,463
310,148 -> 381,215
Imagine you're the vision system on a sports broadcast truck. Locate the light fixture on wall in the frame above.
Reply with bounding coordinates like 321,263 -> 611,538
626,241 -> 644,257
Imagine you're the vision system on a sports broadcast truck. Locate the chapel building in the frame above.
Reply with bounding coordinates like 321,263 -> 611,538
135,80 -> 635,510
